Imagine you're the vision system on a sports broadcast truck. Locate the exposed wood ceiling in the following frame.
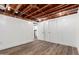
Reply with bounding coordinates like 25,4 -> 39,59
0,4 -> 79,22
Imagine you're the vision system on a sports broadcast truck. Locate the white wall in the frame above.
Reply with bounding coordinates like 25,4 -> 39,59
0,12 -> 79,50
0,14 -> 34,50
37,13 -> 79,47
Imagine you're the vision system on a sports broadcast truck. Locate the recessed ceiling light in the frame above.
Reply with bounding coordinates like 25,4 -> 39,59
7,7 -> 11,11
15,11 -> 18,14
58,12 -> 62,16
37,18 -> 41,22
37,18 -> 47,22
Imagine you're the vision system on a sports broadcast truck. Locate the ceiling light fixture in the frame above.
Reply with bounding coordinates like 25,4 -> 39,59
58,12 -> 63,16
7,7 -> 11,11
37,18 -> 47,22
15,11 -> 18,14
37,18 -> 42,22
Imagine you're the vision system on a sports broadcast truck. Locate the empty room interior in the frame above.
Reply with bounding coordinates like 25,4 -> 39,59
0,4 -> 79,55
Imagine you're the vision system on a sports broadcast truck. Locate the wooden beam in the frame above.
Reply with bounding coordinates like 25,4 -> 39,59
40,5 -> 78,18
14,4 -> 22,11
24,4 -> 51,18
6,4 -> 13,11
19,5 -> 32,16
6,4 -> 9,8
45,5 -> 77,19
43,8 -> 78,21
11,4 -> 22,15
22,5 -> 32,13
31,4 -> 67,18
33,5 -> 39,9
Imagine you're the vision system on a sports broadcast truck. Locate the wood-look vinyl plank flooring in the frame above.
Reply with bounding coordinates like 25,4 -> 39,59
0,40 -> 78,55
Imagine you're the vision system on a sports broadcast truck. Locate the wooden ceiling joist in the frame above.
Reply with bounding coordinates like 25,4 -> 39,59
40,5 -> 78,18
14,4 -> 22,11
32,5 -> 39,9
22,5 -> 32,13
45,8 -> 78,21
24,4 -> 51,18
47,5 -> 77,19
30,4 -> 68,18
19,5 -> 32,16
0,4 -> 79,22
11,4 -> 22,15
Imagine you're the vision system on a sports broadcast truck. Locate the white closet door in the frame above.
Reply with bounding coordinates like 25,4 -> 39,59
49,19 -> 58,42
37,22 -> 45,40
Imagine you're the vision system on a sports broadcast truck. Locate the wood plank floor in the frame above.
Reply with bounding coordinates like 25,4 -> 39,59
0,40 -> 78,55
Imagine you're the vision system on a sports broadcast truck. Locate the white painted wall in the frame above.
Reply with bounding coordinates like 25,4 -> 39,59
37,13 -> 79,47
0,12 -> 79,50
0,14 -> 34,50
